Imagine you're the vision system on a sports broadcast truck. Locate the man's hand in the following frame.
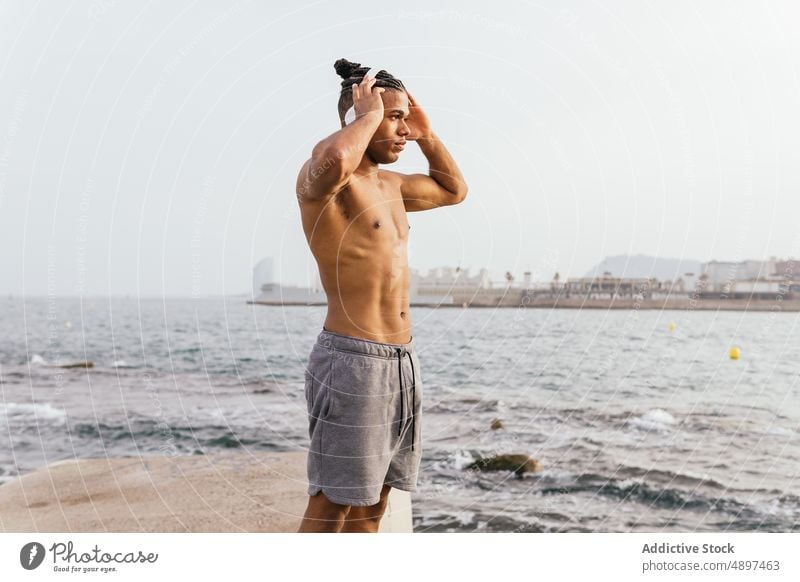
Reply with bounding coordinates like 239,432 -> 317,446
388,90 -> 467,210
352,74 -> 384,121
406,91 -> 433,141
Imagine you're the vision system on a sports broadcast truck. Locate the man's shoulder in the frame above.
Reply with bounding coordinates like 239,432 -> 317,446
378,168 -> 406,179
295,158 -> 311,191
378,169 -> 407,187
297,158 -> 349,202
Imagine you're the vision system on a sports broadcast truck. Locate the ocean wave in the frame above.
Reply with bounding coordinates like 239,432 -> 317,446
759,426 -> 797,438
451,449 -> 479,470
414,510 -> 582,533
753,494 -> 800,519
627,408 -> 677,432
450,461 -> 794,526
427,397 -> 508,414
71,418 -> 281,452
533,476 -> 748,514
0,402 -> 66,421
614,465 -> 730,491
529,471 -> 795,526
111,360 -> 136,368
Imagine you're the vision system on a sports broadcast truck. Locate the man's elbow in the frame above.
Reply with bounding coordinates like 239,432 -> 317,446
450,184 -> 468,205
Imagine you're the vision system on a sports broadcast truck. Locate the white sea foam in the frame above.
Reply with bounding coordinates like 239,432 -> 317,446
629,408 -> 677,431
455,511 -> 475,526
0,402 -> 66,421
451,449 -> 476,470
752,495 -> 800,519
762,426 -> 796,438
209,407 -> 226,419
537,468 -> 577,485
615,477 -> 644,489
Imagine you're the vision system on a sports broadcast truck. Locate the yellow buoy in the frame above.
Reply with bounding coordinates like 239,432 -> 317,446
729,346 -> 741,360
668,322 -> 676,332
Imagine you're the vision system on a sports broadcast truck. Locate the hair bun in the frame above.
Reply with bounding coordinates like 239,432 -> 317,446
334,58 -> 361,79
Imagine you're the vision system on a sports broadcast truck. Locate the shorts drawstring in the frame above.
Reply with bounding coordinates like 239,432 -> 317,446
396,348 -> 404,436
408,352 -> 416,451
395,348 -> 417,451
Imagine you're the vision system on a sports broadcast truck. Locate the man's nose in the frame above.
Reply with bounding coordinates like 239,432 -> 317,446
398,120 -> 410,136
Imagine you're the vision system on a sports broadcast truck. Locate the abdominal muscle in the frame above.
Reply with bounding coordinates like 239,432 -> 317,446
318,243 -> 412,345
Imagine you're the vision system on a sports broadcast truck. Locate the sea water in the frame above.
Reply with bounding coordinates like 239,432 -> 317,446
1,296 -> 798,532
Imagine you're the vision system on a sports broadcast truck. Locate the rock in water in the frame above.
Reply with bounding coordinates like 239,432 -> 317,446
55,361 -> 94,369
465,454 -> 541,477
490,418 -> 504,430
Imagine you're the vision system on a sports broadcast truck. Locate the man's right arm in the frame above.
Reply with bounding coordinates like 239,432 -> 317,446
297,75 -> 384,202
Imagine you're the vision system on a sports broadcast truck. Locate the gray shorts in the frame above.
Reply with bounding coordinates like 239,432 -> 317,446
304,328 -> 422,506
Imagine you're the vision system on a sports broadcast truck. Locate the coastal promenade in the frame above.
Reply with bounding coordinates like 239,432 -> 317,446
0,451 -> 413,533
249,296 -> 800,311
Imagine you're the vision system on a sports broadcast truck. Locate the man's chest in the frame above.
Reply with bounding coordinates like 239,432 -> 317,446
333,182 -> 409,238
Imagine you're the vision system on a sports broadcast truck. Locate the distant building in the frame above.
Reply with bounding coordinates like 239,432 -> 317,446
251,257 -> 326,304
251,262 -> 491,306
676,272 -> 698,294
252,258 -> 274,298
699,257 -> 800,299
562,275 -> 657,299
701,259 -> 776,293
250,257 -> 800,307
774,259 -> 800,278
731,280 -> 784,296
411,266 -> 490,304
255,280 -> 327,305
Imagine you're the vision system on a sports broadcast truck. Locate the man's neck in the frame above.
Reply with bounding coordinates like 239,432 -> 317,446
353,155 -> 379,178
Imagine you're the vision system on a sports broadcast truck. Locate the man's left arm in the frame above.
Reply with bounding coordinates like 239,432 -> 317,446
398,92 -> 468,212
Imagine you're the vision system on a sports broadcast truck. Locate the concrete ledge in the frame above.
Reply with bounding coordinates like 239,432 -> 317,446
0,452 -> 412,533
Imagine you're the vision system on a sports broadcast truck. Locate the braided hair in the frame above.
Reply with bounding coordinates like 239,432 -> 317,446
334,58 -> 406,127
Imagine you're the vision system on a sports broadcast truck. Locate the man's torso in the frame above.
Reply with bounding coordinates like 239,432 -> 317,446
297,164 -> 411,344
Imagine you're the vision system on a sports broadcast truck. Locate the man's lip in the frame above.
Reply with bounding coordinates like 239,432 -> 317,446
394,141 -> 406,149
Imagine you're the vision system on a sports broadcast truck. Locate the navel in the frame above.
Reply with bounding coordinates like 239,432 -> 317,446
373,220 -> 381,229
400,311 -> 407,319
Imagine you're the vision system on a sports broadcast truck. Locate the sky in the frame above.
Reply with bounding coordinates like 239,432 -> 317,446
1,0 -> 799,297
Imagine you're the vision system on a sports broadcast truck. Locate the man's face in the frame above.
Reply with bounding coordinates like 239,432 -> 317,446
366,89 -> 410,165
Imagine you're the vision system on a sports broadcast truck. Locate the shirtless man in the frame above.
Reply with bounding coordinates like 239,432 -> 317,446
295,59 -> 467,533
